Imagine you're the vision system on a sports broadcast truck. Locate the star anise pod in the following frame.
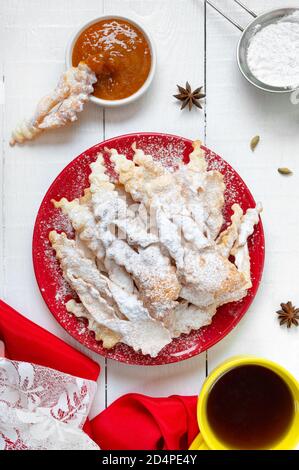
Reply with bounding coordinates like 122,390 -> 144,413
276,301 -> 299,328
174,82 -> 205,111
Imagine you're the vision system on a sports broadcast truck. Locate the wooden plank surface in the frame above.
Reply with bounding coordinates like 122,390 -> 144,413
1,0 -> 299,423
102,0 -> 207,408
1,0 -> 107,416
206,0 -> 299,380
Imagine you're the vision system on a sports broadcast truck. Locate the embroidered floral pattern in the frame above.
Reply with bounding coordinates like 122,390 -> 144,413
0,358 -> 99,450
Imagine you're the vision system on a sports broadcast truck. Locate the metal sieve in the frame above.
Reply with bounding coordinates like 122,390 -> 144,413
207,1 -> 299,93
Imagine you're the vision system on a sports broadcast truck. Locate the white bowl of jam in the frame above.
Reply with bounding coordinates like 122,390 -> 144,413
66,16 -> 156,107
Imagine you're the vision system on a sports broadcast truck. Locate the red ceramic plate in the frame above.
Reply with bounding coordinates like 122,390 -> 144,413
33,133 -> 265,365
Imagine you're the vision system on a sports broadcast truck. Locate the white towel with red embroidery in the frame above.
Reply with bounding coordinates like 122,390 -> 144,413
0,356 -> 99,450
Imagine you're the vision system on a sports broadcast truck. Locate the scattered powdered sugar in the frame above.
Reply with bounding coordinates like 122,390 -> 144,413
112,134 -> 187,170
142,139 -> 186,169
207,151 -> 238,206
40,210 -> 74,238
43,244 -> 74,305
34,135 -> 264,365
38,210 -> 75,306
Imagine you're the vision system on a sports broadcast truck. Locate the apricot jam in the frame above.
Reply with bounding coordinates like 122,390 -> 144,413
72,19 -> 152,101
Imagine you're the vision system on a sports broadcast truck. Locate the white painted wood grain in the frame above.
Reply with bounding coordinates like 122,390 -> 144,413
103,0 -> 206,141
206,0 -> 299,380
0,0 -> 208,416
1,0 -> 107,417
1,0 -> 299,430
102,0 -> 207,407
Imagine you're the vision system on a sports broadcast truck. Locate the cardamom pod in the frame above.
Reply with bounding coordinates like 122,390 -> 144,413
278,168 -> 293,175
250,135 -> 260,151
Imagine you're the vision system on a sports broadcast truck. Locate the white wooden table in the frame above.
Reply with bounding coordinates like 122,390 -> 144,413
1,0 -> 299,420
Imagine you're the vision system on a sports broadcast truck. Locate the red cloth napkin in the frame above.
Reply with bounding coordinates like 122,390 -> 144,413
0,300 -> 99,381
0,299 -> 199,450
91,394 -> 198,450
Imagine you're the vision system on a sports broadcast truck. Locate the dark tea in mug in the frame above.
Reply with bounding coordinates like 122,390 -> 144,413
206,365 -> 294,449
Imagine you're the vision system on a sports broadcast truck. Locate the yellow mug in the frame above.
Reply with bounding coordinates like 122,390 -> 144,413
189,356 -> 299,450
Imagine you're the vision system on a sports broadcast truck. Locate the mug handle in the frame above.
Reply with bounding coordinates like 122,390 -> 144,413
189,433 -> 210,450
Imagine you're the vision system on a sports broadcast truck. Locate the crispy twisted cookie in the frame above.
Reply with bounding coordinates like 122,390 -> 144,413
88,153 -> 181,325
49,230 -> 171,356
10,63 -> 96,145
49,141 -> 262,356
110,144 -> 248,309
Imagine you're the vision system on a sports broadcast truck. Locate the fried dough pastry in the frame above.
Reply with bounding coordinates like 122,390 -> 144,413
49,141 -> 262,356
52,193 -> 134,293
110,144 -> 247,308
87,153 -> 181,325
50,231 -> 171,357
66,299 -> 121,349
231,202 -> 263,288
10,63 -> 96,145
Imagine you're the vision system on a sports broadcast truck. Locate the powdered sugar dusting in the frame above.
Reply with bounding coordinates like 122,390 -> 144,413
33,134 -> 264,365
139,136 -> 186,169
